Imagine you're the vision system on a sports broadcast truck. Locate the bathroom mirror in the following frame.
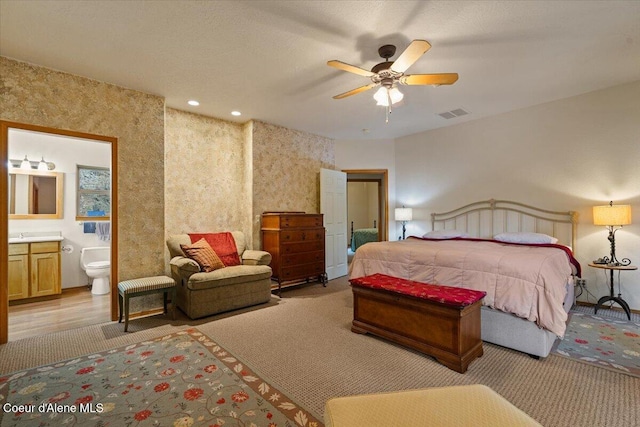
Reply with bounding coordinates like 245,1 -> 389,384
8,170 -> 64,219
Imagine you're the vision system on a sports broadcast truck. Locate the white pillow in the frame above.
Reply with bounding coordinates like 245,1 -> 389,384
493,232 -> 558,244
422,230 -> 469,239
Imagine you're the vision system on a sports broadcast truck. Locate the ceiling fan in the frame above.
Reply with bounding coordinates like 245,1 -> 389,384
327,40 -> 458,107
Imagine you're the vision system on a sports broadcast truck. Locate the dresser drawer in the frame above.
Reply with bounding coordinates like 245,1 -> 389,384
280,215 -> 323,228
282,240 -> 324,254
282,250 -> 324,266
281,229 -> 324,243
281,261 -> 325,281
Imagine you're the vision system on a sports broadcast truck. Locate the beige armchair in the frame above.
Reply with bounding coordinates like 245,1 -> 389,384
166,231 -> 272,319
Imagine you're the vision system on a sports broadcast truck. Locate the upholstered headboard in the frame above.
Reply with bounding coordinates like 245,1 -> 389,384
431,199 -> 578,250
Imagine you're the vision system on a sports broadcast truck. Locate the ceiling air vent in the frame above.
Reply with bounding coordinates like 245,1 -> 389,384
438,108 -> 470,119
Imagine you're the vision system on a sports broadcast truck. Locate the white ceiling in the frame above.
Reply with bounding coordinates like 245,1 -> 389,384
1,1 -> 639,140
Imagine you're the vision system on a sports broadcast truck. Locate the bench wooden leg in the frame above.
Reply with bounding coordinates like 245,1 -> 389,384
163,291 -> 168,314
171,288 -> 176,320
118,292 -> 123,324
124,295 -> 130,332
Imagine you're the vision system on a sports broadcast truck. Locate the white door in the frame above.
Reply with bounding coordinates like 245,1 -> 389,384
320,168 -> 348,280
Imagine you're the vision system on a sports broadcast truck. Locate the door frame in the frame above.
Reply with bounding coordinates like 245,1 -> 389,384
0,120 -> 118,344
342,169 -> 389,242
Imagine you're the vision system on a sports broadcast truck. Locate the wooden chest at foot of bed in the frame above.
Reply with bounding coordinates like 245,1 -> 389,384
350,274 -> 486,373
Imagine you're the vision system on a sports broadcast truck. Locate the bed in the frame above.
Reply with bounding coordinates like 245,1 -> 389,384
348,199 -> 580,358
350,220 -> 378,251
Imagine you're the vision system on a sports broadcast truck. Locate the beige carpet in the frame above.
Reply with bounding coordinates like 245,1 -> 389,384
1,277 -> 639,427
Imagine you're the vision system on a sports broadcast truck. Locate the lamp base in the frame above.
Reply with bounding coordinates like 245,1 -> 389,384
604,228 -> 631,266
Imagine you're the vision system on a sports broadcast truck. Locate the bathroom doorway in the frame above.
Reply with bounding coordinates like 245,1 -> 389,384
343,169 -> 388,263
1,121 -> 118,343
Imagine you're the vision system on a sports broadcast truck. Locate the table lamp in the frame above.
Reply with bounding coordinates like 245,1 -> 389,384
593,201 -> 632,266
395,206 -> 412,240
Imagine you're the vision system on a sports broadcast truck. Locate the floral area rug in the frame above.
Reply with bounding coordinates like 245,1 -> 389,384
551,311 -> 640,378
0,328 -> 322,426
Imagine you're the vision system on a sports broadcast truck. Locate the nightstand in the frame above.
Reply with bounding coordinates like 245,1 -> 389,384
589,263 -> 637,320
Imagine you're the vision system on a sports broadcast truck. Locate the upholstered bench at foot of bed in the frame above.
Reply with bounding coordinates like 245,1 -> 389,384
349,273 -> 486,373
118,276 -> 176,332
324,384 -> 542,427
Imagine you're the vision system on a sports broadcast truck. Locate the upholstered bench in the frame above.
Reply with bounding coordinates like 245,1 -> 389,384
349,273 -> 486,373
324,384 -> 542,427
118,276 -> 176,332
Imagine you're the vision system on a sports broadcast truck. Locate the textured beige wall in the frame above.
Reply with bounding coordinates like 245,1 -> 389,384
164,108 -> 249,249
251,120 -> 334,247
1,57 -> 166,282
242,121 -> 254,247
1,57 -> 336,318
165,114 -> 336,252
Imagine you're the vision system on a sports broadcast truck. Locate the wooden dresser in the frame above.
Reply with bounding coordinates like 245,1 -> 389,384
261,212 -> 326,294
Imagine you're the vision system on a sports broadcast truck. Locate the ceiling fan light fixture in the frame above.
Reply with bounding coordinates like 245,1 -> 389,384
389,87 -> 404,104
374,86 -> 403,107
373,87 -> 387,105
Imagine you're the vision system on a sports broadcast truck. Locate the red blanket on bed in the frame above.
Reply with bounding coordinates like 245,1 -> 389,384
189,232 -> 241,267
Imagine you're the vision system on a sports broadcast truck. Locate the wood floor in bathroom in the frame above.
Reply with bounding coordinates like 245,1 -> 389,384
8,287 -> 111,341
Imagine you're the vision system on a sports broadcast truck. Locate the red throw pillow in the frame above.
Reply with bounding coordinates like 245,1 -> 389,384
188,232 -> 241,267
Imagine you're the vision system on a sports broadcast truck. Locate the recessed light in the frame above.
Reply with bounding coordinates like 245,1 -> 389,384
231,111 -> 241,116
188,100 -> 200,106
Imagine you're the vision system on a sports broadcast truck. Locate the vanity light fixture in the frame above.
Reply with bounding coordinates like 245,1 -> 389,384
20,155 -> 31,170
10,157 -> 55,170
231,111 -> 241,116
38,156 -> 49,171
188,100 -> 200,106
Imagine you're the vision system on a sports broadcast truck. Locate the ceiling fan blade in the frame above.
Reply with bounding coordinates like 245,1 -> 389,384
333,83 -> 378,99
390,40 -> 431,73
399,73 -> 459,86
327,60 -> 375,77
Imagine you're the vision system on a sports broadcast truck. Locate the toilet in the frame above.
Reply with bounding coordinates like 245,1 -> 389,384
80,247 -> 111,295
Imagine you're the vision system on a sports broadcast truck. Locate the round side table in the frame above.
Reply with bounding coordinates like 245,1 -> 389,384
588,263 -> 637,320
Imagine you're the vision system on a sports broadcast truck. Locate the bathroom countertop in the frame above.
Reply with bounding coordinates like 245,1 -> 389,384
9,232 -> 63,244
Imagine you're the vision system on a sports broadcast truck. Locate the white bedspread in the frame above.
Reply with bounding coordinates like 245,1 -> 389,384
349,238 -> 575,337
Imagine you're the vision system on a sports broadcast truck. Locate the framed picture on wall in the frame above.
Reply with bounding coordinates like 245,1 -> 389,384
76,165 -> 111,220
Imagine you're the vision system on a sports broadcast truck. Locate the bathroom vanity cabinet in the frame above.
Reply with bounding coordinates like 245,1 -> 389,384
9,241 -> 61,301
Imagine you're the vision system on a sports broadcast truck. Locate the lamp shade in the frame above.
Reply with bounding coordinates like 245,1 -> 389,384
593,204 -> 632,226
38,157 -> 48,171
20,155 -> 31,170
395,207 -> 413,222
